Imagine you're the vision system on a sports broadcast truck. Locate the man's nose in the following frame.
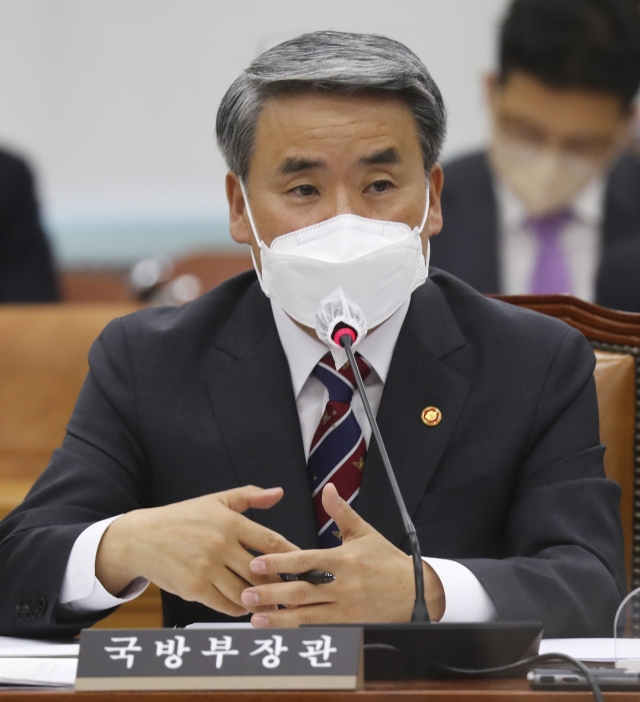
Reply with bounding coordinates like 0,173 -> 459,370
333,190 -> 364,218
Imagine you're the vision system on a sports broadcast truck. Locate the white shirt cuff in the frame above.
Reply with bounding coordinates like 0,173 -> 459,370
424,557 -> 497,623
59,515 -> 149,613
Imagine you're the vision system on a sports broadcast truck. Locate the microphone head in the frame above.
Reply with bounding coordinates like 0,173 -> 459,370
331,323 -> 357,347
315,287 -> 368,366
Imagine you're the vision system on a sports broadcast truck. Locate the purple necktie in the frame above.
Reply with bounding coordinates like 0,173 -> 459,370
526,209 -> 574,295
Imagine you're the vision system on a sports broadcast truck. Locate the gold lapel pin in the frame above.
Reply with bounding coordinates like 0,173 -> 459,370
421,406 -> 442,427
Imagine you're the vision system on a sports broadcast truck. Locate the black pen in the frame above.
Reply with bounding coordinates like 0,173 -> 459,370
278,570 -> 336,584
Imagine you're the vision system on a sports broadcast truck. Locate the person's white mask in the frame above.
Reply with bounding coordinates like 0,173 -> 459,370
239,181 -> 430,331
489,130 -> 609,216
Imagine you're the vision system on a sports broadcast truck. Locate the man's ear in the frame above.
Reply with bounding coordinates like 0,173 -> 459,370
424,164 -> 444,241
226,172 -> 253,245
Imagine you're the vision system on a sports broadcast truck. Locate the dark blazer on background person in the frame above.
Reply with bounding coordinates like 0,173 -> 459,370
430,150 -> 640,296
0,148 -> 58,302
0,269 -> 625,638
597,237 -> 640,312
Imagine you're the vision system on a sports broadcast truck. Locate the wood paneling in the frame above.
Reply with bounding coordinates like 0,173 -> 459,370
94,584 -> 163,629
59,253 -> 252,303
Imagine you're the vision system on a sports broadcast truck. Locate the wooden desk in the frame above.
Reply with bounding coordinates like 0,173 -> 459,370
0,679 -> 637,700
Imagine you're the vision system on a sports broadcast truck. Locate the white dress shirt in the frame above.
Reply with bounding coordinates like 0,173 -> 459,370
497,177 -> 605,301
60,294 -> 497,623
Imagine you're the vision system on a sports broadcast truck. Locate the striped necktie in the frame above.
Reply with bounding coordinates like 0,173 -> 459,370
307,353 -> 372,548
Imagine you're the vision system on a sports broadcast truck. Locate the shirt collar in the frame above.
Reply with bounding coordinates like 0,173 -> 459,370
271,297 -> 411,399
573,176 -> 605,226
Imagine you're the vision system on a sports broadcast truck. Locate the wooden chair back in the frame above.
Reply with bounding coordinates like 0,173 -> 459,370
0,304 -> 140,512
0,302 -> 162,628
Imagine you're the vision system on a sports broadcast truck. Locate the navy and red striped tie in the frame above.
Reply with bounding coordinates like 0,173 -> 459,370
307,353 -> 372,548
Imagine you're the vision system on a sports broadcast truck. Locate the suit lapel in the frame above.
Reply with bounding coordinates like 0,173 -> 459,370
357,280 -> 471,549
205,283 -> 318,550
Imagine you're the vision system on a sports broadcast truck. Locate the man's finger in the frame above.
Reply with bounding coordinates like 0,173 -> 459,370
219,485 -> 284,514
214,566 -> 252,608
322,483 -> 371,542
225,543 -> 285,588
212,566 -> 280,615
194,582 -> 250,618
235,516 -> 299,556
240,580 -> 335,609
249,548 -> 327,576
250,603 -> 338,629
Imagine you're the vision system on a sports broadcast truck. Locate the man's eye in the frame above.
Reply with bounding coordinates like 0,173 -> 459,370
291,184 -> 318,197
370,180 -> 393,193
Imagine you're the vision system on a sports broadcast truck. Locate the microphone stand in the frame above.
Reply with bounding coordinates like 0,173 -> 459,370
300,322 -> 541,680
338,334 -> 430,623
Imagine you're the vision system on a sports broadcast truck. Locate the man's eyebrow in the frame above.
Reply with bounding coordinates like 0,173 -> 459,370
277,157 -> 327,175
359,148 -> 401,166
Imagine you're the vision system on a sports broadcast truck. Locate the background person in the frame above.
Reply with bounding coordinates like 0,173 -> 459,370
430,0 -> 640,302
596,238 -> 640,311
0,147 -> 58,303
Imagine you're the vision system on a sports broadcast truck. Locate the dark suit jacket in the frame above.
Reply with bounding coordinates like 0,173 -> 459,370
0,270 -> 625,638
0,149 -> 58,302
430,150 -> 640,297
596,238 -> 640,312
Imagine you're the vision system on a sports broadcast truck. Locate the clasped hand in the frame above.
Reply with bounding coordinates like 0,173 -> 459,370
241,483 -> 444,627
96,483 -> 444,624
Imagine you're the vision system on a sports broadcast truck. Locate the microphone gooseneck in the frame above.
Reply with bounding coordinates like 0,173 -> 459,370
335,327 -> 430,623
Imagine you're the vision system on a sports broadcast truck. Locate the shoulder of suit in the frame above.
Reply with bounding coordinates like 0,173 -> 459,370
0,149 -> 35,212
428,268 -> 580,347
441,150 -> 491,181
0,147 -> 33,180
600,235 -> 640,272
439,151 -> 496,213
607,150 -> 640,192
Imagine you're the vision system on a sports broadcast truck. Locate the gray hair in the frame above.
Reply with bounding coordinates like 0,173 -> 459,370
216,31 -> 447,181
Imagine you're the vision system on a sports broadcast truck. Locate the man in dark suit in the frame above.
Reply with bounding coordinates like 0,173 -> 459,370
0,148 -> 58,302
430,0 -> 640,302
0,31 -> 624,639
597,238 -> 640,311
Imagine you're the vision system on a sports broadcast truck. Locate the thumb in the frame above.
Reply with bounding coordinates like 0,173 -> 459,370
322,483 -> 372,542
219,485 -> 284,514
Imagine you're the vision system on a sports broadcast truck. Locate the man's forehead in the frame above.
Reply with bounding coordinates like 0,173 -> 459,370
497,72 -> 627,131
261,93 -> 404,127
251,92 -> 421,171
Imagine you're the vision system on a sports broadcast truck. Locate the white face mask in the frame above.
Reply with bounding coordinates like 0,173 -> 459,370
239,182 -> 430,331
489,130 -> 608,216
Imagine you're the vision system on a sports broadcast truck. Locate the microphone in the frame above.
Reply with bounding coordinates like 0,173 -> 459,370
330,322 -> 430,623
306,291 -> 541,680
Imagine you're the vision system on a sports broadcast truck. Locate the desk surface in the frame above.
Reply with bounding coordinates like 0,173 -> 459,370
0,679 -> 637,701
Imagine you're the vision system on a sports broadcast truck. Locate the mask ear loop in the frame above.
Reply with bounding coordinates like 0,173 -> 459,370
239,180 -> 267,292
418,182 -> 431,234
419,181 -> 431,267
